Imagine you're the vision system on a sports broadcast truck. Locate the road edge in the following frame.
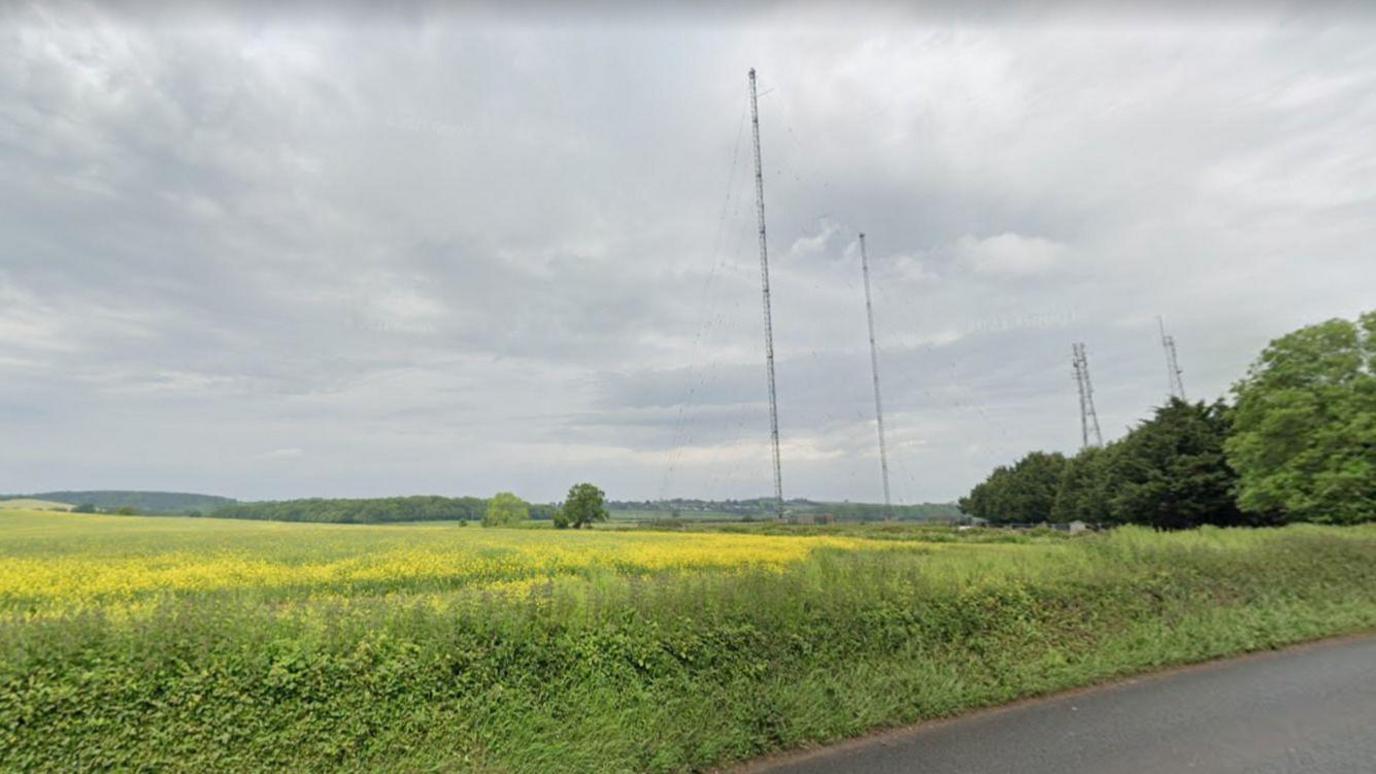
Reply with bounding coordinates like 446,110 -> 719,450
728,629 -> 1376,773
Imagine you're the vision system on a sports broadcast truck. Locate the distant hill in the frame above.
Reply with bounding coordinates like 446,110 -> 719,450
3,491 -> 237,514
0,498 -> 74,512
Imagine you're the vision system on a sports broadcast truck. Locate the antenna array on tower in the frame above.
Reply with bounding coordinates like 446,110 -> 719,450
1072,343 -> 1104,449
1157,317 -> 1187,401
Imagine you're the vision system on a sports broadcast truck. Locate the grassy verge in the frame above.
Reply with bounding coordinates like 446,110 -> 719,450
3,522 -> 1376,771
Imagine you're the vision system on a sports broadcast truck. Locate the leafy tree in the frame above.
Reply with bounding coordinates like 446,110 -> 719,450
555,483 -> 609,530
1106,398 -> 1253,529
482,491 -> 530,527
1226,312 -> 1376,524
114,506 -> 138,516
72,503 -> 97,514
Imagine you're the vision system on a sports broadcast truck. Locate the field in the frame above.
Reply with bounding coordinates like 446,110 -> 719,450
5,508 -> 1376,771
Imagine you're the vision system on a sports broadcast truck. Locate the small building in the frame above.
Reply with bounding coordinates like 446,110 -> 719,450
1067,520 -> 1089,534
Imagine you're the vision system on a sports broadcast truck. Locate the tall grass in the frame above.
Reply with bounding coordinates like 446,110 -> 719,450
3,509 -> 1375,771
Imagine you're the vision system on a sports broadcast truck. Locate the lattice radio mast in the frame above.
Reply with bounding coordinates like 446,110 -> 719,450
858,233 -> 893,520
749,68 -> 785,522
1072,343 -> 1103,449
1157,316 -> 1187,401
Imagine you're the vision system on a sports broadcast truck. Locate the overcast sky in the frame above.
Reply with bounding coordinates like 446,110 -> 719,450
2,3 -> 1373,503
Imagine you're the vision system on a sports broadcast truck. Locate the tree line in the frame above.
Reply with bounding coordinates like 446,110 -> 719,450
210,496 -> 491,523
187,486 -> 606,527
960,310 -> 1375,528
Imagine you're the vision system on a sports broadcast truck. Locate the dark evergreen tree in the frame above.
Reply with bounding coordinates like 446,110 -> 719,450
959,451 -> 1066,523
1052,445 -> 1114,524
1107,398 -> 1253,529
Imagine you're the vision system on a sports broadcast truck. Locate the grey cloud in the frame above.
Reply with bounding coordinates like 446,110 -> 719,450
1,5 -> 1373,502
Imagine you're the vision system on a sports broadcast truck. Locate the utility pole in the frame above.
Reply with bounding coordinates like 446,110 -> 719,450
749,68 -> 785,522
858,233 -> 893,520
1158,316 -> 1187,401
1072,343 -> 1103,449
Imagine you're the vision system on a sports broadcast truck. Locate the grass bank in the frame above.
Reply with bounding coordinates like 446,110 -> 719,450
3,510 -> 1375,771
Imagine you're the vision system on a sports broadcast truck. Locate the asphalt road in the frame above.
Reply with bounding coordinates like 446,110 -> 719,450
746,635 -> 1376,774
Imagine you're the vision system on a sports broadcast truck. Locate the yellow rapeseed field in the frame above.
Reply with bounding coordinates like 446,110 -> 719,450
0,508 -> 918,617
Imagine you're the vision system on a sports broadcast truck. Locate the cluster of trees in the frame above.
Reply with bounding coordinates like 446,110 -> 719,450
481,484 -> 608,529
960,311 -> 1375,528
961,399 -> 1249,529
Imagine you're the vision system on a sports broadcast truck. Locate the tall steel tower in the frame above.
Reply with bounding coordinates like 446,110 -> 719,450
857,233 -> 893,520
748,68 -> 785,522
1158,316 -> 1187,401
1072,343 -> 1104,449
